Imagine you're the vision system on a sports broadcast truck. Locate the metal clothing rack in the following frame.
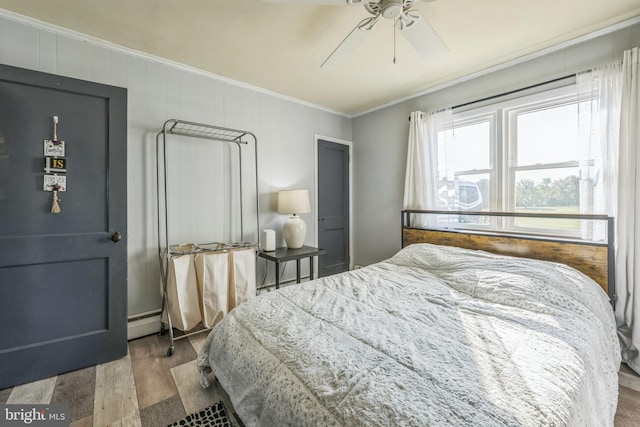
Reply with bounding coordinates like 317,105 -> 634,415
156,119 -> 260,357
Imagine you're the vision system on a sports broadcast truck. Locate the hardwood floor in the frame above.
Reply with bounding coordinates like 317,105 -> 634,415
0,331 -> 219,427
617,364 -> 640,426
1,332 -> 639,426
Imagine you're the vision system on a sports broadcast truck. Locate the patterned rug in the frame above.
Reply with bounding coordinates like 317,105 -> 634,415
168,400 -> 235,427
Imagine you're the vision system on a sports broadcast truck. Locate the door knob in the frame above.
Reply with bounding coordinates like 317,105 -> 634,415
111,231 -> 122,243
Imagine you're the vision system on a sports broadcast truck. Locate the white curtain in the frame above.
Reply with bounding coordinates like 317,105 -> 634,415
579,47 -> 640,373
403,109 -> 452,227
616,47 -> 640,374
577,63 -> 622,240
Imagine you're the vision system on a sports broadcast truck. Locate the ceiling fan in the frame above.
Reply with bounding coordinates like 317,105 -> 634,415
262,0 -> 448,68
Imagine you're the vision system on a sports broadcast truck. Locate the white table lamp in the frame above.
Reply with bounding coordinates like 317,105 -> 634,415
278,189 -> 311,249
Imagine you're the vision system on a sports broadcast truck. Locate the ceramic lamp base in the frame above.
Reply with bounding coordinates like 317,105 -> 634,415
282,215 -> 306,249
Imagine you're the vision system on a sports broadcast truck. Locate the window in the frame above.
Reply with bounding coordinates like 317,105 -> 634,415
436,86 -> 591,236
436,116 -> 494,213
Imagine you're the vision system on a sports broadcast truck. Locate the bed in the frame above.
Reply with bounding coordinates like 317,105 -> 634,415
198,211 -> 620,426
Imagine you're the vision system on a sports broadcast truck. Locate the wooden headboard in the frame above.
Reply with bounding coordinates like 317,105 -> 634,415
401,210 -> 615,302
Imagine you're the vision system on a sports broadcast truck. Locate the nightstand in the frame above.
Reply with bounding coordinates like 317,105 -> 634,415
258,245 -> 327,289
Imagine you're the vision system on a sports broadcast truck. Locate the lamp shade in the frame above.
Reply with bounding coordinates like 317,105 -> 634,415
277,189 -> 310,214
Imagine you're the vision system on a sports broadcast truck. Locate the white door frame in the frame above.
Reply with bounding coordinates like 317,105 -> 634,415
314,134 -> 354,273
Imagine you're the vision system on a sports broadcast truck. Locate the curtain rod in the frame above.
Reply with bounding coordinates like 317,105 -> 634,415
409,73 -> 576,121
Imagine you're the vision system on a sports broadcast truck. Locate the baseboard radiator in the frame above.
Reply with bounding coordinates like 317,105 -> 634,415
127,310 -> 161,340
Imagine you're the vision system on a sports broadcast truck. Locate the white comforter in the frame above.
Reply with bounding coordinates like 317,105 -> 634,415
198,243 -> 620,426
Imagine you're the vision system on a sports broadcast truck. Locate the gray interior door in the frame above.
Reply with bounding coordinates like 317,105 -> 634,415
318,139 -> 349,277
0,64 -> 127,389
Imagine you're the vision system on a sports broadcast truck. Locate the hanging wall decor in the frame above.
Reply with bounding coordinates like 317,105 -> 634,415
43,116 -> 66,214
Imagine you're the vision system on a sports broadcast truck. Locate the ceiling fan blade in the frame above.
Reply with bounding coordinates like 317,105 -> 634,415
396,11 -> 448,62
261,0 -> 360,4
321,16 -> 379,69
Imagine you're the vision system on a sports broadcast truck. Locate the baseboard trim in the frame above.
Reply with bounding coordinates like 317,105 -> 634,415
127,314 -> 161,340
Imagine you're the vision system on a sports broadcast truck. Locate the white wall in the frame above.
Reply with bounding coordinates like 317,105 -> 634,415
0,14 -> 352,316
352,22 -> 640,267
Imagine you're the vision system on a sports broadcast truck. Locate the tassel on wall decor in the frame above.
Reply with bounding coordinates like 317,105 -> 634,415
51,184 -> 61,214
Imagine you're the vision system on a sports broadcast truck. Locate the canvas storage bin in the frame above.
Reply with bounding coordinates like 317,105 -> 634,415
228,247 -> 257,311
163,247 -> 202,332
195,247 -> 257,327
164,244 -> 257,331
194,251 -> 230,328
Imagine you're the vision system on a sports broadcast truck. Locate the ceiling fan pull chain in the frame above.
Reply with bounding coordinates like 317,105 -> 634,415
393,22 -> 397,64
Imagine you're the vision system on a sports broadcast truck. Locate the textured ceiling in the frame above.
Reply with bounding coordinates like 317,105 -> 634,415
0,0 -> 638,116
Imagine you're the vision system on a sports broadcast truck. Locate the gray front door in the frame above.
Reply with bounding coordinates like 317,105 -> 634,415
318,139 -> 349,277
0,64 -> 127,388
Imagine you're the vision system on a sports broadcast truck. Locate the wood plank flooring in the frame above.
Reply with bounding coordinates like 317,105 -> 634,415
617,364 -> 640,426
1,331 -> 639,426
0,332 -> 220,426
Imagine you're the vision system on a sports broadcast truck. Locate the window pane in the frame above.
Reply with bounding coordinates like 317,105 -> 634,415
436,120 -> 491,216
514,168 -> 579,231
434,174 -> 489,226
438,120 -> 490,175
455,174 -> 491,225
455,173 -> 490,211
514,168 -> 579,210
516,103 -> 580,165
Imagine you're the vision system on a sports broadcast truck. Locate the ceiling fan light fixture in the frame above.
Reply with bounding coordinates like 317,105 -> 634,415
365,0 -> 409,19
380,0 -> 403,19
395,10 -> 415,30
319,0 -> 447,68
